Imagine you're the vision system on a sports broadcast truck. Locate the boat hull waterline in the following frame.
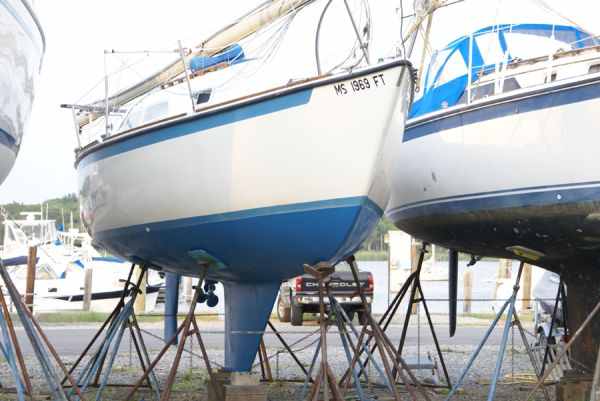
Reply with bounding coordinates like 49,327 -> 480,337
77,60 -> 414,371
0,0 -> 44,184
387,76 -> 600,271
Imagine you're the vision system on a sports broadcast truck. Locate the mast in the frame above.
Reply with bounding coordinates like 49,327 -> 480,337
77,0 -> 315,128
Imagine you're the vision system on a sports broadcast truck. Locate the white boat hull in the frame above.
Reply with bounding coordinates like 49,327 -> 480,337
386,76 -> 600,270
76,60 -> 413,371
0,0 -> 44,184
77,60 -> 413,282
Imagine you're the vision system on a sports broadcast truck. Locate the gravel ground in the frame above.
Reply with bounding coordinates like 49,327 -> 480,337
0,341 -> 558,400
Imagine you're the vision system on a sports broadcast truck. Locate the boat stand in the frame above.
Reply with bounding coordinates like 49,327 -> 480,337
591,346 -> 600,401
123,273 -> 222,401
523,299 -> 600,401
445,261 -> 551,401
540,275 -> 569,375
0,258 -> 82,401
300,260 -> 430,401
265,320 -> 313,381
342,246 -> 451,389
63,264 -> 159,401
257,338 -> 273,382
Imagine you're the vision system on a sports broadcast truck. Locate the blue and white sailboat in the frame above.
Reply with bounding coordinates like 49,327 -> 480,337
386,23 -> 600,271
0,0 -> 44,185
69,0 -> 416,372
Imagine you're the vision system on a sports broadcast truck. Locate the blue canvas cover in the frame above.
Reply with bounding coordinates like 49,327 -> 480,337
410,24 -> 599,118
189,44 -> 245,73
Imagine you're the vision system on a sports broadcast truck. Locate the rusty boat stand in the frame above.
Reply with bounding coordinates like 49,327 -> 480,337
300,259 -> 431,401
0,257 -> 82,401
123,268 -> 222,401
340,246 -> 451,390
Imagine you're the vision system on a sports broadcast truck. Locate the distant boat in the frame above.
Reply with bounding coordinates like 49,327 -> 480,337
0,0 -> 44,185
1,212 -> 162,312
68,0 -> 417,372
386,23 -> 600,271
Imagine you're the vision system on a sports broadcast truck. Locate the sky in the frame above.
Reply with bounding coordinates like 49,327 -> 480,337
1,0 -> 599,204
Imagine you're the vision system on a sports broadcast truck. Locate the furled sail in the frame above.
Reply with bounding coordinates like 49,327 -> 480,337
77,0 -> 316,128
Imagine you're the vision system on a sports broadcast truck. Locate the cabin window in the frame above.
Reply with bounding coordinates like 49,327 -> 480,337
589,64 -> 600,74
502,77 -> 521,93
143,101 -> 169,123
471,82 -> 495,101
196,89 -> 212,105
121,108 -> 144,131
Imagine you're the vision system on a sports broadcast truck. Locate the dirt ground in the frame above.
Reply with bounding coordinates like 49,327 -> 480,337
0,380 -> 558,401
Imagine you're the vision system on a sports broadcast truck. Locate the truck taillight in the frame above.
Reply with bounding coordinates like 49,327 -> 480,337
295,277 -> 303,292
367,275 -> 374,291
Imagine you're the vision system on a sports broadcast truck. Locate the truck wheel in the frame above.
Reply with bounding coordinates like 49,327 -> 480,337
277,296 -> 291,323
291,303 -> 303,326
358,306 -> 371,325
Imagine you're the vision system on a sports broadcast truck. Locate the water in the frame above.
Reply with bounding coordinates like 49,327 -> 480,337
358,260 -> 546,315
175,260 -> 546,318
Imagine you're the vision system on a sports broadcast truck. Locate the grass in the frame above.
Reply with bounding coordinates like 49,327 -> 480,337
30,311 -> 222,325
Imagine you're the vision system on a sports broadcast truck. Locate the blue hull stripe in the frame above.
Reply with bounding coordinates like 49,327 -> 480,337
404,78 -> 600,142
78,89 -> 312,168
387,182 -> 600,220
0,129 -> 17,154
94,196 -> 383,282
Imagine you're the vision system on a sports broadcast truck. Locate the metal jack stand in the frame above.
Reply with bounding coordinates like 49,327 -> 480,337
299,262 -> 344,401
524,299 -> 600,401
64,264 -> 159,401
300,261 -> 430,401
591,346 -> 600,401
445,261 -> 550,401
257,338 -> 273,382
124,272 -> 221,401
541,276 -> 568,375
0,258 -> 83,401
343,246 -> 451,389
393,245 -> 451,388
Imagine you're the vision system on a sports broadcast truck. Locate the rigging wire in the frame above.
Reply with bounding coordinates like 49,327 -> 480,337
399,0 -> 406,57
529,0 -> 596,36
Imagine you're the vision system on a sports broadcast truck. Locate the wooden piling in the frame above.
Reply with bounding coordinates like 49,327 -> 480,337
463,269 -> 472,314
522,263 -> 532,310
410,240 -> 419,315
25,246 -> 37,312
83,268 -> 93,311
134,265 -> 147,314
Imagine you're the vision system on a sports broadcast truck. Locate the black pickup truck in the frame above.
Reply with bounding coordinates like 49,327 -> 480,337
276,264 -> 373,326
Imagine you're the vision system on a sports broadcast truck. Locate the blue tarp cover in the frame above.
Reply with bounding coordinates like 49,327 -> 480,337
410,24 -> 599,118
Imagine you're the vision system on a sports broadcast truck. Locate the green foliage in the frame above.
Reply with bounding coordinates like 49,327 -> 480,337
1,193 -> 81,240
360,217 -> 395,253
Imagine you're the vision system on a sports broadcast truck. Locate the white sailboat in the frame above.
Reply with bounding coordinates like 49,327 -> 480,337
0,0 -> 45,185
66,0 -> 422,372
